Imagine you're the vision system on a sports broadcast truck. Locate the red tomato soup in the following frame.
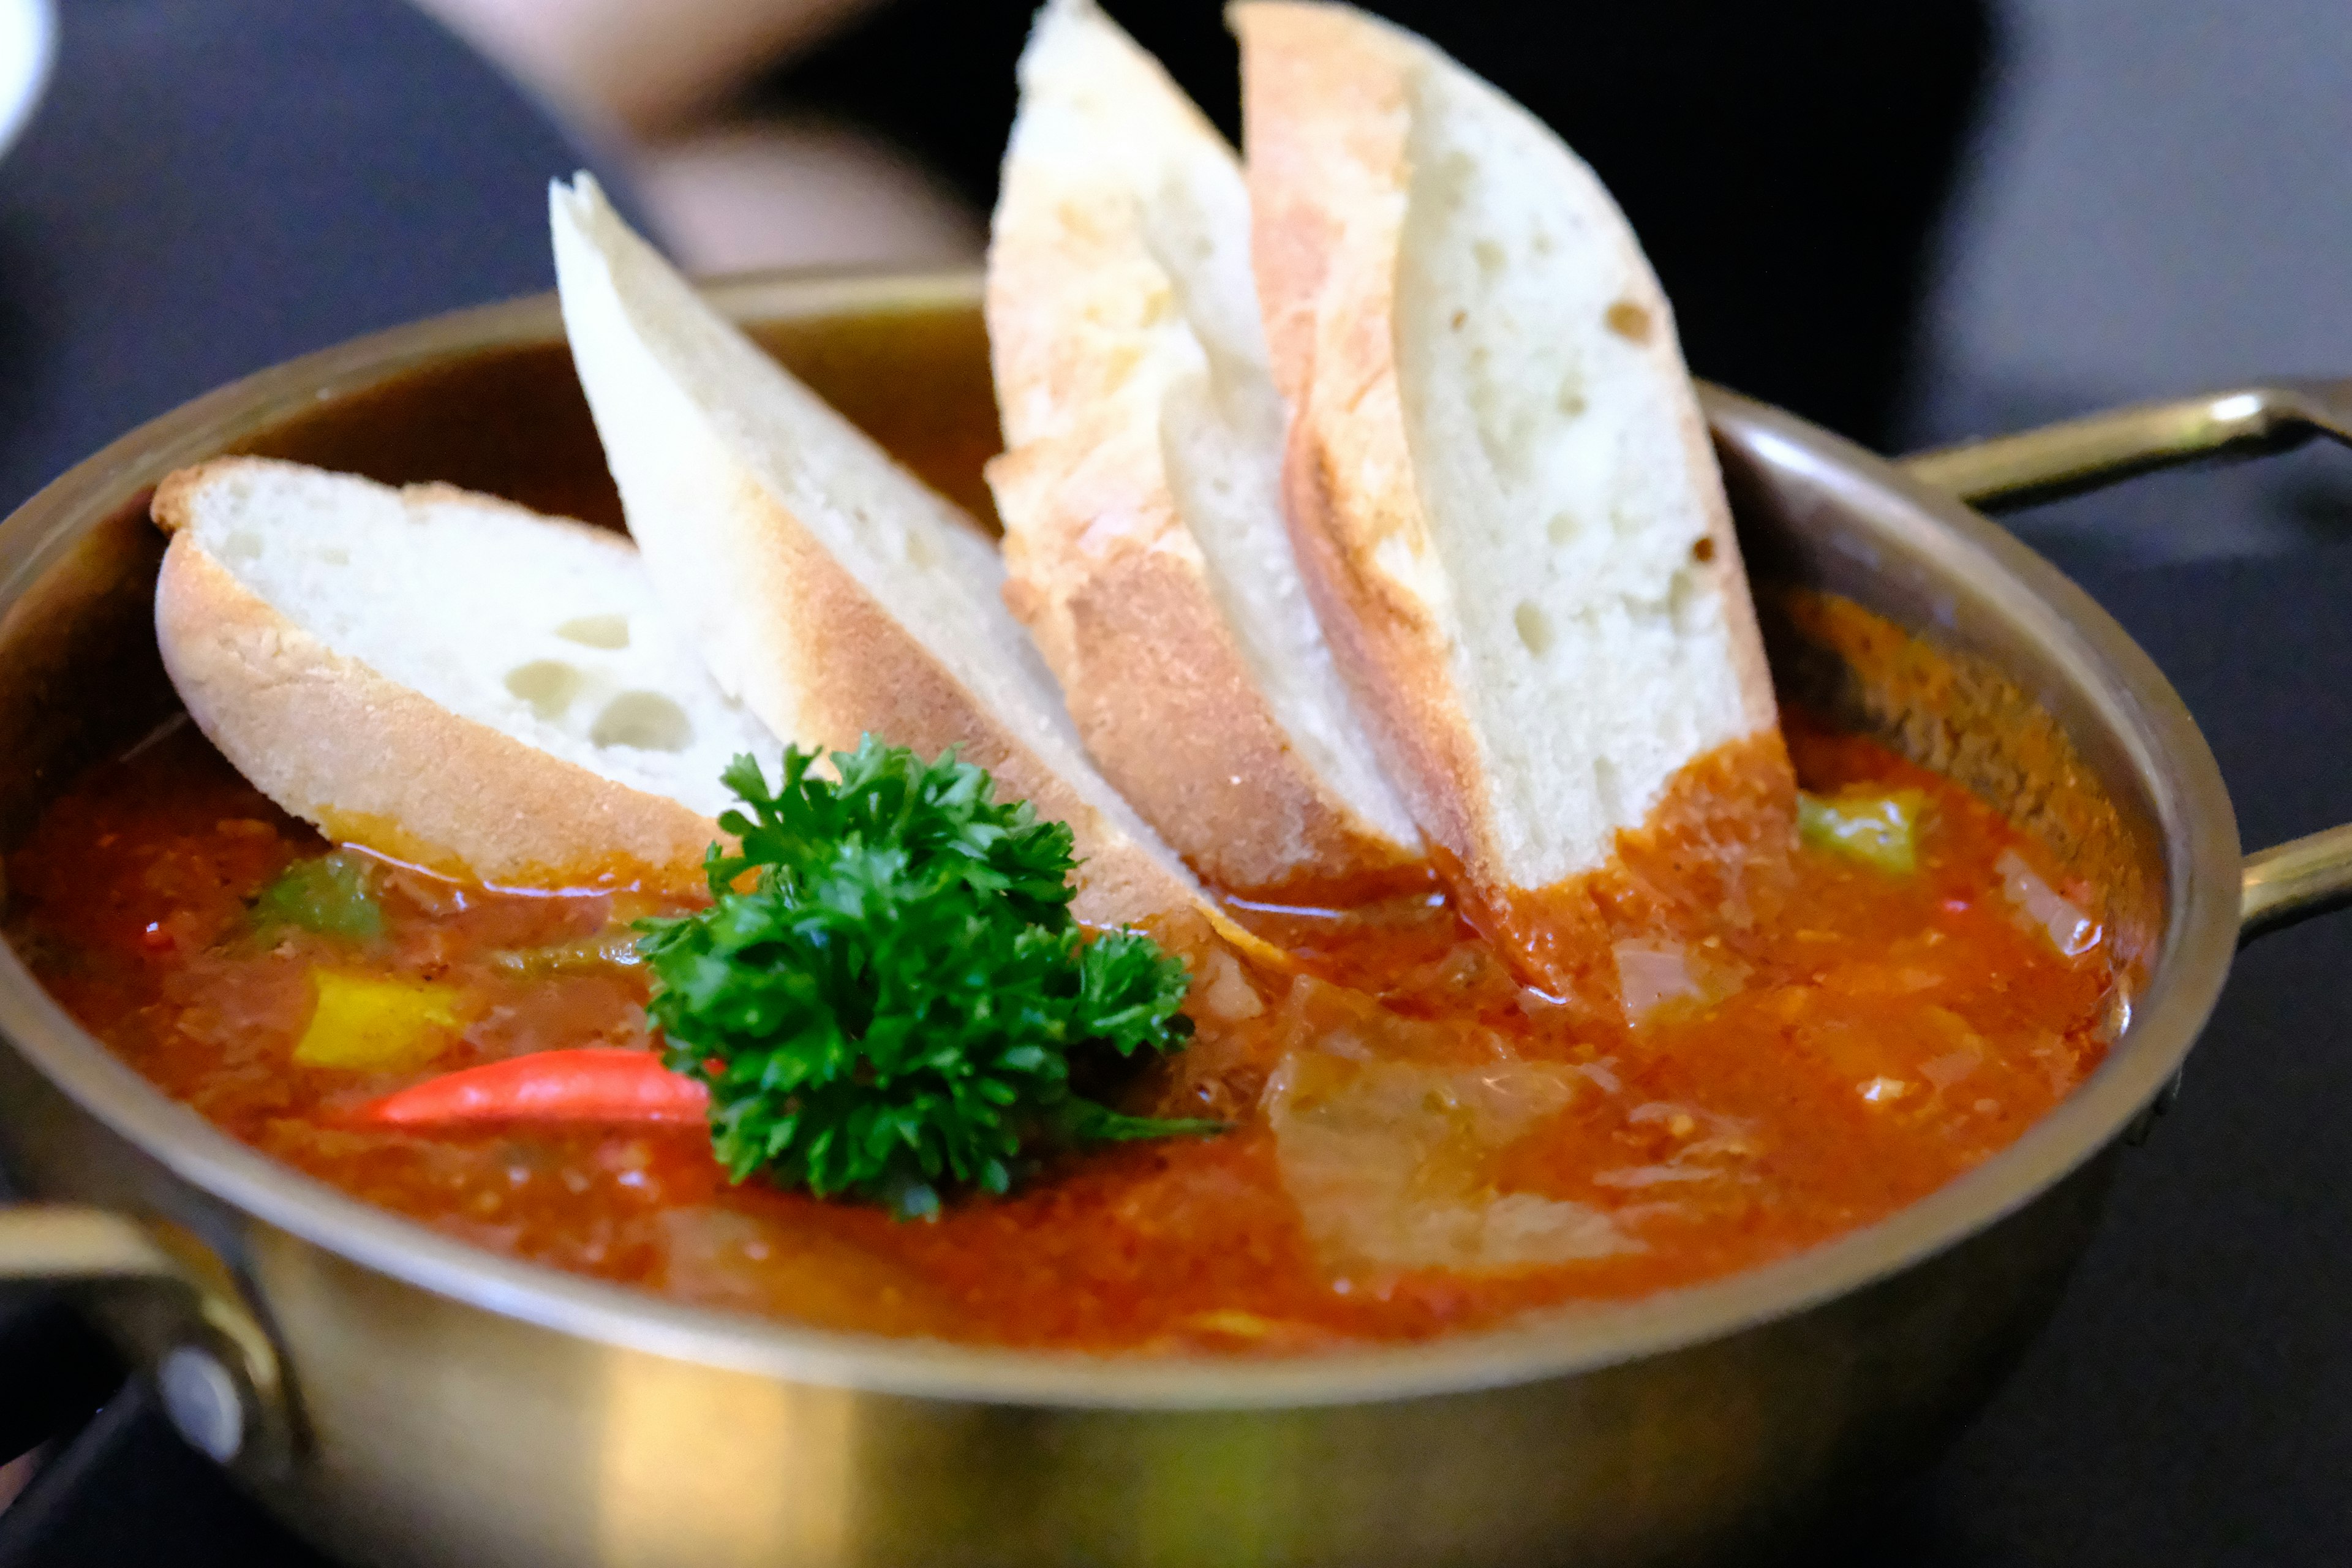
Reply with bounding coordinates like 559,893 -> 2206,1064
5,712 -> 2117,1353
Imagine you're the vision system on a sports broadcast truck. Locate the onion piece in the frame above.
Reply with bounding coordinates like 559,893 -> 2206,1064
1263,1053 -> 1636,1273
1195,948 -> 1266,1022
1997,850 -> 2100,956
1613,939 -> 1746,1028
1597,1101 -> 1762,1190
1615,940 -> 1699,1020
1572,1058 -> 1623,1095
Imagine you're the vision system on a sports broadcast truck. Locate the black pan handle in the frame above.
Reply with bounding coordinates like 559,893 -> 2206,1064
1899,382 -> 2352,942
0,1206 -> 288,1470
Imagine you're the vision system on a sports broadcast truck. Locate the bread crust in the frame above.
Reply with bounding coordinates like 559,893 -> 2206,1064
151,462 -> 723,889
1240,2 -> 1491,881
986,0 -> 1416,892
986,430 -> 1419,894
1240,2 -> 1787,935
551,176 -> 1211,938
690,464 -> 1208,935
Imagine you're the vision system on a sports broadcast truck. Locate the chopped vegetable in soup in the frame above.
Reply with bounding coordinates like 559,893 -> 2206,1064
5,712 -> 2119,1353
1798,788 -> 1924,875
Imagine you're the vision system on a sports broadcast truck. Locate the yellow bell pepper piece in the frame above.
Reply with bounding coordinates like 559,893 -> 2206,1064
294,970 -> 464,1071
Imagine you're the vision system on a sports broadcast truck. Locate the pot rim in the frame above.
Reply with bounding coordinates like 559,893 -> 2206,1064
0,269 -> 2244,1410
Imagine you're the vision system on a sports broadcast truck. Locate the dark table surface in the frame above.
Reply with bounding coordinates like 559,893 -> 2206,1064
3,3 -> 2351,1566
1838,543 -> 2352,1566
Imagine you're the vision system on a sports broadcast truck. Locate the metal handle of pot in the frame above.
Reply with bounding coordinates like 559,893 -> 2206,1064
2239,825 -> 2352,941
1902,377 -> 2352,512
1899,380 -> 2352,943
0,1204 -> 290,1468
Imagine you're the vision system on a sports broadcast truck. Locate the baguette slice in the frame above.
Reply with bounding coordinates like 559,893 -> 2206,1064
152,458 -> 778,888
1238,3 -> 1792,992
985,0 -> 1419,894
549,173 -> 1209,937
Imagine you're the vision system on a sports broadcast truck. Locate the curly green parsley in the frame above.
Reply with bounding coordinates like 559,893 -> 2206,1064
636,739 -> 1215,1218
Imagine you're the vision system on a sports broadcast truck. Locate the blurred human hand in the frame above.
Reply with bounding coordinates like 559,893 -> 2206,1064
414,0 -> 880,132
410,0 -> 978,273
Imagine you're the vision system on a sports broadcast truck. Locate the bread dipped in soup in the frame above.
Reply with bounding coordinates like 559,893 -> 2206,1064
1237,1 -> 1795,1005
986,0 -> 1423,895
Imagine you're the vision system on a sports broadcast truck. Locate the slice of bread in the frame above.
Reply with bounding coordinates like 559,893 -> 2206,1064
549,173 -> 1210,937
984,0 -> 1419,894
151,458 -> 778,888
1236,3 -> 1791,987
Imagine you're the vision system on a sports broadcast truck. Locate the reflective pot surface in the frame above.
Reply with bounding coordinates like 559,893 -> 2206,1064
0,272 -> 2343,1568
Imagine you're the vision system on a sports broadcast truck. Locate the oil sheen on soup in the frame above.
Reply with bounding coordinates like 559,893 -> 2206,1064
6,712 -> 2119,1352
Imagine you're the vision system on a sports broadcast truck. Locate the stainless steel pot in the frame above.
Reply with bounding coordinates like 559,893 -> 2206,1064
1,273 -> 2348,1568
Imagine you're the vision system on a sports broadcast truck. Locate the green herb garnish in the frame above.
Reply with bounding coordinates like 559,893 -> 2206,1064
254,850 -> 383,940
636,739 -> 1216,1218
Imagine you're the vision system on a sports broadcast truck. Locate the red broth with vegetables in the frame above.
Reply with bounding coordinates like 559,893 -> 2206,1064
5,703 -> 2117,1352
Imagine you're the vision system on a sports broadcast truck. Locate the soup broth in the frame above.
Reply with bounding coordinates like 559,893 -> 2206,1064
5,709 -> 2113,1353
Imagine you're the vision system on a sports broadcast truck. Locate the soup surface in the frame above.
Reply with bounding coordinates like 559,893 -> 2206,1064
7,712 -> 2116,1352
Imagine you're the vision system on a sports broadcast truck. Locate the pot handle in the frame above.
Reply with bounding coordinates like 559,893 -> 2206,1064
1900,377 -> 2352,511
2239,826 -> 2352,942
0,1204 -> 290,1467
1899,380 -> 2352,944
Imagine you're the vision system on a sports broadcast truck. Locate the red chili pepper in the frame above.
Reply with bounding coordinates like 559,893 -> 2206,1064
352,1049 -> 709,1126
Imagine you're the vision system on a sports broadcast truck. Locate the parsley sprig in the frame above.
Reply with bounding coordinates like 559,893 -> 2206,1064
636,739 -> 1215,1218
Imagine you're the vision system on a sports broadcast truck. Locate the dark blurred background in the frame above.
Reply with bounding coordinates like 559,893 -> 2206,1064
747,0 -> 2352,569
7,0 -> 2352,573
